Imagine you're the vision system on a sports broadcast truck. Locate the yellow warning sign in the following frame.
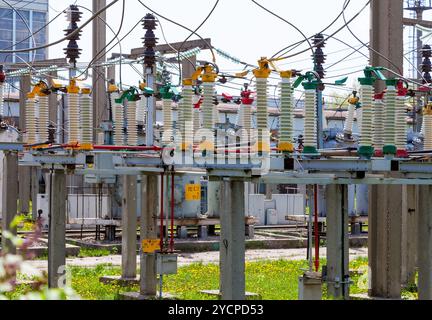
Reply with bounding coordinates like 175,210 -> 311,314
185,184 -> 201,201
142,239 -> 160,253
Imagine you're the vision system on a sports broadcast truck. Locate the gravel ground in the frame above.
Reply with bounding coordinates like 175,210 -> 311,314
25,247 -> 367,275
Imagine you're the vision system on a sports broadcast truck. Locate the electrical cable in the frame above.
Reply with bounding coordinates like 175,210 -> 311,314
136,0 -> 216,63
271,0 -> 352,59
251,0 -> 314,56
0,0 -> 120,53
176,0 -> 220,80
76,0 -> 125,82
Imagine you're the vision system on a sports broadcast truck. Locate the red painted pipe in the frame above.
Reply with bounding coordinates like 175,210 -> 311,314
170,172 -> 175,253
314,184 -> 320,272
160,172 -> 164,252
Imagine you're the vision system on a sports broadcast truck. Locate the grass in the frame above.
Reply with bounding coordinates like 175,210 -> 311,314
77,248 -> 117,258
8,257 -> 419,300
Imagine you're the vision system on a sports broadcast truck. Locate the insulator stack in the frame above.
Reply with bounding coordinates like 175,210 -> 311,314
64,5 -> 82,66
423,103 -> 432,150
135,97 -> 146,124
255,78 -> 270,151
181,82 -> 194,146
127,99 -> 138,146
112,93 -> 124,145
373,94 -> 385,149
67,92 -> 80,143
421,44 -> 432,84
80,89 -> 93,145
395,95 -> 407,150
359,85 -> 374,146
312,34 -> 326,81
383,84 -> 397,147
303,89 -> 317,148
0,82 -> 4,118
142,13 -> 158,68
37,94 -> 49,143
344,102 -> 356,136
202,82 -> 215,131
25,94 -> 37,144
162,98 -> 173,144
279,77 -> 294,150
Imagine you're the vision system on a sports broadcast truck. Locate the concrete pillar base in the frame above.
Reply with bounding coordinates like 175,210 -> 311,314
119,291 -> 176,300
246,225 -> 255,239
198,226 -> 208,240
298,272 -> 322,300
177,226 -> 188,239
351,223 -> 361,235
200,290 -> 261,300
99,275 -> 139,287
105,226 -> 116,241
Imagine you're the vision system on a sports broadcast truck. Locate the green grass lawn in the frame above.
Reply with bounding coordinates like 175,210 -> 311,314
9,257 -> 418,300
67,258 -> 369,300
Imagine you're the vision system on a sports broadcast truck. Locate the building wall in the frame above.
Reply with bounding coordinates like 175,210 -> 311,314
0,0 -> 49,63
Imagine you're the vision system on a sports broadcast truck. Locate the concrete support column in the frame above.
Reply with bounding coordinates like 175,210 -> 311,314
140,174 -> 158,296
1,151 -> 19,254
325,184 -> 349,299
368,184 -> 402,299
401,185 -> 418,287
417,185 -> 432,300
121,175 -> 137,279
219,178 -> 245,300
48,170 -> 66,288
31,168 -> 39,220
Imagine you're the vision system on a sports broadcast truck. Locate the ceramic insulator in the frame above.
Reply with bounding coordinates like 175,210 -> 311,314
373,99 -> 384,149
202,82 -> 215,131
136,97 -> 146,125
359,85 -> 373,146
344,103 -> 356,135
424,115 -> 432,150
181,86 -> 194,144
395,96 -> 407,150
0,83 -> 4,118
383,86 -> 396,146
79,92 -> 92,144
255,78 -> 269,140
112,93 -> 124,145
25,97 -> 37,144
38,95 -> 49,143
67,93 -> 80,143
279,78 -> 294,144
304,89 -> 317,147
127,100 -> 138,146
162,98 -> 173,144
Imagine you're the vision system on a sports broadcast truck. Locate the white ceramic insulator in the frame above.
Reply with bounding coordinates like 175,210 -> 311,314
0,83 -> 4,118
359,85 -> 373,146
304,89 -> 317,147
357,108 -> 363,134
421,117 -> 426,136
202,82 -> 215,131
395,96 -> 407,150
162,98 -> 173,144
181,86 -> 194,143
237,103 -> 252,131
344,103 -> 356,135
424,114 -> 432,150
127,100 -> 138,146
79,93 -> 92,144
136,97 -> 146,125
25,97 -> 37,144
193,108 -> 201,135
373,99 -> 384,149
112,93 -> 124,145
280,79 -> 294,144
383,86 -> 396,146
255,78 -> 269,139
38,95 -> 49,143
67,93 -> 80,143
